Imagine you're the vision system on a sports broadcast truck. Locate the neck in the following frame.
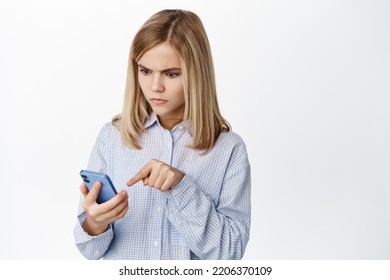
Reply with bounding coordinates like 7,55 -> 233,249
158,116 -> 182,131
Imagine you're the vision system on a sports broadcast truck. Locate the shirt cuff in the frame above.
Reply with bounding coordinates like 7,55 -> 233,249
74,211 -> 114,244
161,175 -> 194,201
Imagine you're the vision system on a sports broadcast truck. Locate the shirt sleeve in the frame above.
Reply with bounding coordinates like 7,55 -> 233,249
165,140 -> 251,260
73,124 -> 115,259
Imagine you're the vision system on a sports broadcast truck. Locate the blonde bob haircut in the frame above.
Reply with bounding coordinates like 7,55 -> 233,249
112,9 -> 230,153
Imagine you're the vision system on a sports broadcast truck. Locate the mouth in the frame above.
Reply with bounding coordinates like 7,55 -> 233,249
150,98 -> 167,104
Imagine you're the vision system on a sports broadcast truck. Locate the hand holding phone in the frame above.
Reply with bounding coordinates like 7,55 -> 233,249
79,170 -> 128,236
80,170 -> 118,204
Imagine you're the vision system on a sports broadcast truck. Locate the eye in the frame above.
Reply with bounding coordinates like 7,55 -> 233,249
166,72 -> 179,79
139,68 -> 151,75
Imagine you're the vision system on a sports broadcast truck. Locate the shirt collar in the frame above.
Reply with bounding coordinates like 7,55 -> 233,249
144,112 -> 159,129
144,112 -> 193,136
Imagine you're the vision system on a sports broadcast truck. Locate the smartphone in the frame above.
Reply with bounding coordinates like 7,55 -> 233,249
80,170 -> 118,204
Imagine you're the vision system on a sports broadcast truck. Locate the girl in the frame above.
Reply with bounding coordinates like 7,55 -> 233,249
74,9 -> 251,260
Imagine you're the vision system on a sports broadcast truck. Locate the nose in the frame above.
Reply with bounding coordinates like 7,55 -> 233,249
151,74 -> 164,93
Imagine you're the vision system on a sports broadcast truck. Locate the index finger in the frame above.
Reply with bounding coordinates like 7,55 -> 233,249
126,163 -> 152,187
98,189 -> 128,212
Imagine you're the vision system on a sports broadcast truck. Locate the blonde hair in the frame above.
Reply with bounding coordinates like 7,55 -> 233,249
112,9 -> 230,152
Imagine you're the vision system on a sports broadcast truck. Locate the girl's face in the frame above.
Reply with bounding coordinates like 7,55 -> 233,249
137,41 -> 184,130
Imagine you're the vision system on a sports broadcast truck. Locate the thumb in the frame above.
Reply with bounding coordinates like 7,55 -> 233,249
85,181 -> 102,203
80,183 -> 89,198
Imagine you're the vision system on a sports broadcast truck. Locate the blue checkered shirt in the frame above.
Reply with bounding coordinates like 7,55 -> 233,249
74,113 -> 251,259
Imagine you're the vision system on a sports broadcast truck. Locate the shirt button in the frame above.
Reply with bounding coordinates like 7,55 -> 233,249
157,207 -> 161,213
172,188 -> 177,196
154,240 -> 159,247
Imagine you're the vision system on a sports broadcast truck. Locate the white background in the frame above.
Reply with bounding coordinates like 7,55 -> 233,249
1,0 -> 389,260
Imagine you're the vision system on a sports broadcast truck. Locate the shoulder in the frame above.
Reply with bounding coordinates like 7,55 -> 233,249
210,131 -> 250,171
213,130 -> 249,160
96,122 -> 120,142
216,130 -> 247,149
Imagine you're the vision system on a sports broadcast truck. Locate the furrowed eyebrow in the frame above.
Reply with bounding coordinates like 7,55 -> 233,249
137,64 -> 181,73
137,64 -> 150,70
